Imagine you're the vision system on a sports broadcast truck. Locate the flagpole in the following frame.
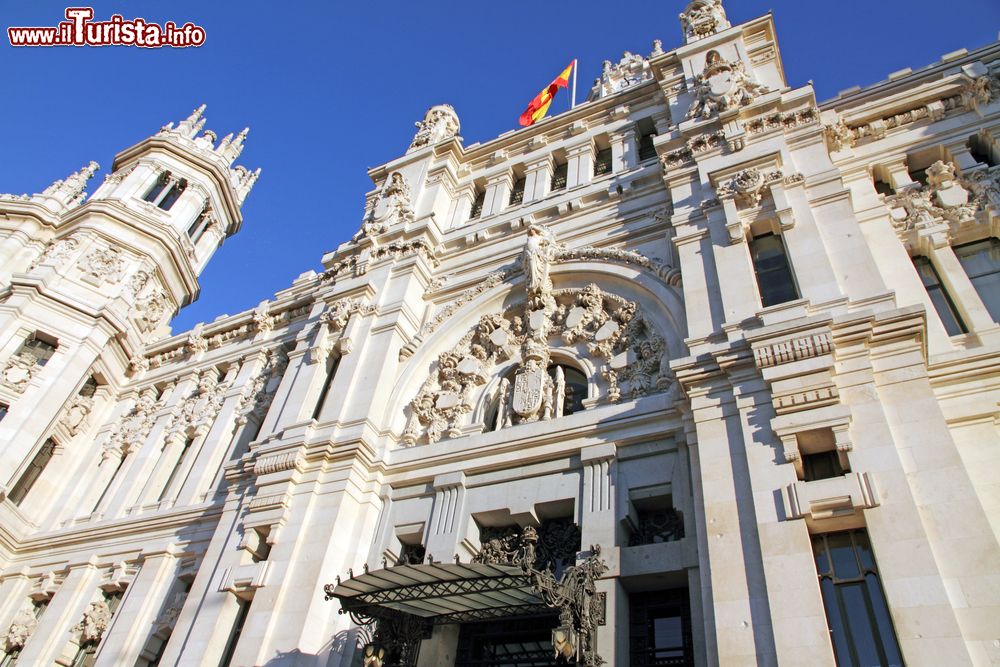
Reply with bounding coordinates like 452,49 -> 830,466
571,59 -> 578,109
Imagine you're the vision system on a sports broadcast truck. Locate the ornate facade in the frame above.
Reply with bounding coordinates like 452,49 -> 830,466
1,3 -> 1000,666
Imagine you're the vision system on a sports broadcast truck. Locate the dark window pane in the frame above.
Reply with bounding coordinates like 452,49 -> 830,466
550,163 -> 568,191
828,533 -> 860,580
143,173 -> 169,202
751,234 -> 799,307
913,256 -> 966,335
865,574 -> 904,667
0,404 -> 7,422
639,133 -> 657,161
841,583 -> 883,666
470,190 -> 485,219
813,536 -> 831,576
594,148 -> 613,176
820,578 -> 853,666
803,450 -> 844,482
509,178 -> 526,205
157,180 -> 186,211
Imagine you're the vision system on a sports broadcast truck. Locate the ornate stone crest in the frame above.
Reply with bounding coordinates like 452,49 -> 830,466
679,0 -> 731,43
79,244 -> 126,285
353,173 -> 415,241
884,161 -> 1000,235
3,608 -> 37,652
74,600 -> 112,645
687,51 -> 769,121
408,104 -> 460,151
1,350 -> 38,394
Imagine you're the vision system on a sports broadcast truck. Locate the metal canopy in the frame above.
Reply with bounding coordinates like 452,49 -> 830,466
328,562 -> 551,624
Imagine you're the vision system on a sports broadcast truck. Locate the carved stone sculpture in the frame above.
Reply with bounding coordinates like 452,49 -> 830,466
1,350 -> 38,394
108,387 -> 160,457
235,348 -> 289,426
74,600 -> 112,645
29,236 -> 80,271
60,394 -> 96,436
884,161 -> 999,234
4,608 -> 38,652
687,52 -> 769,121
524,223 -> 559,313
408,104 -> 460,151
716,167 -> 784,207
79,245 -> 125,285
353,173 -> 415,241
679,0 -> 731,43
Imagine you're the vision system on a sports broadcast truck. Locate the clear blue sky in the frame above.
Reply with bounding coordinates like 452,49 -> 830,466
3,1 -> 998,332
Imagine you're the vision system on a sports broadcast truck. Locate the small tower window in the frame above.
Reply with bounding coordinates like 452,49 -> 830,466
594,147 -> 613,176
142,172 -> 187,211
157,179 -> 187,211
750,233 -> 799,307
143,172 -> 171,204
469,188 -> 485,220
550,161 -> 568,192
0,404 -> 7,422
509,176 -> 526,206
187,206 -> 213,244
637,117 -> 658,162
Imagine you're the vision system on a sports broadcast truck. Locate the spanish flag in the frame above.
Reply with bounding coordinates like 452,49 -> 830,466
519,61 -> 575,127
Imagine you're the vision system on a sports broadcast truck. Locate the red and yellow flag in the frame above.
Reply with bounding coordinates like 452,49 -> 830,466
519,61 -> 575,127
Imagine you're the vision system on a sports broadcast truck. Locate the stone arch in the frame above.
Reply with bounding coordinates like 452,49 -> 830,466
383,258 -> 687,447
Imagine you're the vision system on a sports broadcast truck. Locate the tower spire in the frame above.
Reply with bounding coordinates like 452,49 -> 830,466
176,104 -> 208,138
37,161 -> 100,212
221,127 -> 249,163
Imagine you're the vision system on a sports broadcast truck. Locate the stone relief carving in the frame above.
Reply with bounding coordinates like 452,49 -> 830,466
402,225 -> 676,445
716,167 -> 784,207
3,607 -> 37,652
745,108 -> 819,136
687,52 -> 769,121
60,394 -> 96,436
679,0 -> 730,42
884,162 -> 1000,234
107,387 -> 161,458
73,600 -> 111,646
165,370 -> 230,441
408,104 -> 461,151
29,236 -> 80,271
155,592 -> 188,634
79,244 -> 126,285
589,51 -> 652,99
353,173 -> 415,241
1,349 -> 39,394
235,348 -> 289,426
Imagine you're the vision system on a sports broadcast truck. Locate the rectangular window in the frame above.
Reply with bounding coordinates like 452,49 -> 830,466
0,404 -> 7,422
813,530 -> 903,667
550,162 -> 568,191
311,356 -> 341,420
158,437 -> 194,501
21,335 -> 57,366
629,589 -> 693,667
803,450 -> 845,482
219,597 -> 251,667
508,177 -> 526,206
750,233 -> 799,307
955,238 -> 1000,323
469,189 -> 485,220
594,148 -> 613,176
143,173 -> 170,203
157,180 -> 187,211
9,438 -> 57,506
913,256 -> 966,335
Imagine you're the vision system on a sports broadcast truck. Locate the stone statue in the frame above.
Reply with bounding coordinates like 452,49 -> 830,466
679,0 -> 731,43
408,104 -> 461,151
523,224 -> 559,312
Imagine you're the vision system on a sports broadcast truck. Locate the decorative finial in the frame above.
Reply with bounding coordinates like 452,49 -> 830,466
221,127 -> 249,163
408,104 -> 461,152
679,0 -> 731,43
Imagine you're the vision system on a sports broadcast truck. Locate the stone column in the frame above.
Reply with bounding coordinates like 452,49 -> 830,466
609,127 -> 638,173
565,140 -> 595,189
523,156 -> 553,203
93,550 -> 178,666
482,171 -> 513,218
579,444 -> 617,549
424,472 -> 468,561
15,564 -> 99,666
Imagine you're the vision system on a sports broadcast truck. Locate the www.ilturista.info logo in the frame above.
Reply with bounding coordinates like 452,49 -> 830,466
7,7 -> 206,48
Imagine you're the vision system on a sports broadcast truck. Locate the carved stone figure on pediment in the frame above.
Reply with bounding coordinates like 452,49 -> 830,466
353,172 -> 415,241
885,161 -> 999,233
717,167 -> 783,208
1,350 -> 38,394
679,0 -> 730,42
687,52 -> 769,121
524,223 -> 559,313
4,607 -> 37,652
408,104 -> 460,151
74,600 -> 111,645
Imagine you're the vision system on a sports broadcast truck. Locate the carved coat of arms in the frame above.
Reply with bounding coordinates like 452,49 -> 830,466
512,366 -> 545,417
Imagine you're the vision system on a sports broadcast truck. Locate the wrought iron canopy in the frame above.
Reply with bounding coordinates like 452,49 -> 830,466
326,562 -> 550,624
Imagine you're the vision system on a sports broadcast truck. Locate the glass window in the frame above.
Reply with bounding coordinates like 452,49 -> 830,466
550,163 -> 568,191
219,598 -> 252,667
913,256 -> 966,335
750,233 -> 799,307
456,616 -> 557,667
548,364 -> 587,415
0,404 -> 7,422
594,148 -> 613,176
9,439 -> 57,506
639,133 -> 657,162
143,172 -> 170,203
813,530 -> 903,667
469,189 -> 485,220
508,177 -> 526,205
629,589 -> 693,667
803,450 -> 845,482
21,335 -> 57,366
955,238 -> 1000,323
157,180 -> 186,211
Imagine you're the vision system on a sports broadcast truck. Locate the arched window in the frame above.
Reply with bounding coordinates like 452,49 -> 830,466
548,364 -> 587,416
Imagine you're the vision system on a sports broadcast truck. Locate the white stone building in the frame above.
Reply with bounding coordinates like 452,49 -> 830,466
1,2 -> 1000,665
